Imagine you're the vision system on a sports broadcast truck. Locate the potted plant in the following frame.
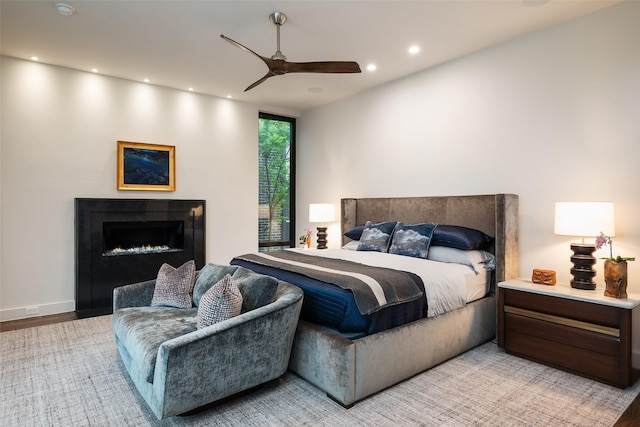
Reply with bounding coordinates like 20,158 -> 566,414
299,228 -> 313,249
595,232 -> 635,298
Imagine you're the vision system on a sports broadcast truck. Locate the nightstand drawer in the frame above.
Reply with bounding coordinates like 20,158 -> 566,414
505,326 -> 624,386
504,288 -> 620,328
505,313 -> 620,356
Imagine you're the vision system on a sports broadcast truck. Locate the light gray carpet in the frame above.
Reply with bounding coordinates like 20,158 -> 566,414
1,315 -> 638,426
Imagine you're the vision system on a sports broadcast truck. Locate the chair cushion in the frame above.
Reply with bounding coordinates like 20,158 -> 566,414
150,260 -> 196,309
112,306 -> 197,383
197,274 -> 243,329
231,267 -> 279,312
192,264 -> 239,307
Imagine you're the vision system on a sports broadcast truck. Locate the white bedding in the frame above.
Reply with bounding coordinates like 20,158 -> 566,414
293,248 -> 489,317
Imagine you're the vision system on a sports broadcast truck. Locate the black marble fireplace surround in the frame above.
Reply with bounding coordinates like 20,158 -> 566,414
75,198 -> 205,317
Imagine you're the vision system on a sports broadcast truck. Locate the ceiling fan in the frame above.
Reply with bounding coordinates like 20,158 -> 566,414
221,12 -> 361,92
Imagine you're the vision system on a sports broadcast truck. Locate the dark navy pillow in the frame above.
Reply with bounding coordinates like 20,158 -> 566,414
388,222 -> 437,259
344,225 -> 366,240
431,225 -> 493,251
357,221 -> 397,252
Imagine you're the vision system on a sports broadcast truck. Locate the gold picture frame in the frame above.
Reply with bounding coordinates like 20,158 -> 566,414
117,141 -> 176,191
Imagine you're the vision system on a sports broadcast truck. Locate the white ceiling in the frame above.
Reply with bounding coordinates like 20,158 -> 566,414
1,1 -> 619,113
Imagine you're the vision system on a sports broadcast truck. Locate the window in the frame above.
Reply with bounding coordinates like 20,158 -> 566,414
258,113 -> 295,251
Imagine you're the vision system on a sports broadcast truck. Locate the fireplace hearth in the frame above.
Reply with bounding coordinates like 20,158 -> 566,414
75,198 -> 205,317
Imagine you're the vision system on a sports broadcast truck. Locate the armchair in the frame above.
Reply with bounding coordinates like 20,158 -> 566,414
112,264 -> 303,419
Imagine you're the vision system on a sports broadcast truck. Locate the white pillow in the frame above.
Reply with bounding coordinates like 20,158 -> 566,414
342,240 -> 360,250
427,246 -> 495,274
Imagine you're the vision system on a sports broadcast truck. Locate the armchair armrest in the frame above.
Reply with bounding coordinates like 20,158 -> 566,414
113,279 -> 156,311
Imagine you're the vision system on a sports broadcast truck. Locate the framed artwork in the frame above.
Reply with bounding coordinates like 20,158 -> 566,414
117,141 -> 175,191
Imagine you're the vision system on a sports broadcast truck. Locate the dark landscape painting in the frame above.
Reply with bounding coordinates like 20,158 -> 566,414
123,148 -> 170,185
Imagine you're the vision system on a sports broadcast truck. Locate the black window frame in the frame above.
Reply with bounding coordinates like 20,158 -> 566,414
258,112 -> 296,251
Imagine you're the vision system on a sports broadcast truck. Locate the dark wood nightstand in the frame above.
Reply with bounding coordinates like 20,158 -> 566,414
498,279 -> 640,388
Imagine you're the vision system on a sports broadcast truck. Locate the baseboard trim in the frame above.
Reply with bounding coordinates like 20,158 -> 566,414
0,300 -> 75,322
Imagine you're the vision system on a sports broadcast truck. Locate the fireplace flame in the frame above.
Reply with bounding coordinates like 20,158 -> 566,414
103,245 -> 181,257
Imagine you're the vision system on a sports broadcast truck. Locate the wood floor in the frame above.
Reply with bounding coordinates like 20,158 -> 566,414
0,311 -> 78,332
1,312 -> 639,425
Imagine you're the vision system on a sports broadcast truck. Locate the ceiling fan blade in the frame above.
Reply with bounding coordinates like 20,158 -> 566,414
284,61 -> 361,74
244,71 -> 275,92
220,35 -> 267,63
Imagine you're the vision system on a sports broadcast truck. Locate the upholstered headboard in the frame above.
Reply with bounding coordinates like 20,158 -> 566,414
341,194 -> 519,287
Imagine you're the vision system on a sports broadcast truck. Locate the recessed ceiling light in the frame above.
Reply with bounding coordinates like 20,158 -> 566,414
91,68 -> 99,73
55,3 -> 75,16
366,64 -> 377,72
143,78 -> 150,83
227,95 -> 232,99
188,87 -> 194,92
408,45 -> 420,55
31,56 -> 39,61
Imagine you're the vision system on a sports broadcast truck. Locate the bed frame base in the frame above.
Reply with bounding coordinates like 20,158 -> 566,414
289,295 -> 497,407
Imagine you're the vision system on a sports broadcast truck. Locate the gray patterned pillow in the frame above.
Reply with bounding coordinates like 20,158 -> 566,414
197,274 -> 243,329
150,260 -> 196,309
357,221 -> 397,252
388,222 -> 437,259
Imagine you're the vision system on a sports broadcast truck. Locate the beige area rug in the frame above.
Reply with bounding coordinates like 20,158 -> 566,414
1,315 -> 638,426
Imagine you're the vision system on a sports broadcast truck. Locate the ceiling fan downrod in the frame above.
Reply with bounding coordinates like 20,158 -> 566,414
269,12 -> 287,61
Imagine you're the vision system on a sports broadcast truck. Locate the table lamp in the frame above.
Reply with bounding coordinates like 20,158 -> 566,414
309,203 -> 336,249
554,201 -> 615,290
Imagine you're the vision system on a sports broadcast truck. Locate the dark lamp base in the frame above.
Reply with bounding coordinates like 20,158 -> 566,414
316,227 -> 328,250
569,243 -> 597,290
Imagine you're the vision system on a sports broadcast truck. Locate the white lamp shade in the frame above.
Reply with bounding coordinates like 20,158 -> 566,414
309,203 -> 336,223
554,201 -> 615,237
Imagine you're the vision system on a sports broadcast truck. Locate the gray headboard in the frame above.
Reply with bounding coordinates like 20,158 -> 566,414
341,194 -> 519,287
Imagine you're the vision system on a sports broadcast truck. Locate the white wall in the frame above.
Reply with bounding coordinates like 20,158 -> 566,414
297,3 -> 640,292
0,56 -> 285,321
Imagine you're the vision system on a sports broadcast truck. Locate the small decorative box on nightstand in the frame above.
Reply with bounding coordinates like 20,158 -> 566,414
498,279 -> 640,388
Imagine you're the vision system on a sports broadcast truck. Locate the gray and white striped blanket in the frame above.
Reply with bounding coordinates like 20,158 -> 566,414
233,250 -> 424,315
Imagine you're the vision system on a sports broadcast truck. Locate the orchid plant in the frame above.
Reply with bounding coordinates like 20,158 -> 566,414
595,232 -> 635,262
299,228 -> 313,244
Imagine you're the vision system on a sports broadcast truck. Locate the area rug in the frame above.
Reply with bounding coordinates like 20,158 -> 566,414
1,315 -> 638,426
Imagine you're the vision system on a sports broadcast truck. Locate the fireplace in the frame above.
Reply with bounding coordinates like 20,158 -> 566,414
75,198 -> 205,317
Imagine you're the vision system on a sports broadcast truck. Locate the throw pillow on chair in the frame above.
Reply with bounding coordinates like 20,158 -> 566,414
150,260 -> 196,309
197,274 -> 243,329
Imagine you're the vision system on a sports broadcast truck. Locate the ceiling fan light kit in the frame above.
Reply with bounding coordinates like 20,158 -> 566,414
221,11 -> 361,91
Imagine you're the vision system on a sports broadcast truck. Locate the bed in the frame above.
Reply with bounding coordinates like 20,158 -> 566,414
232,194 -> 519,407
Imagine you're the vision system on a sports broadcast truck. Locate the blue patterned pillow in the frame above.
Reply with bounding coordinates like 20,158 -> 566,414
388,222 -> 437,259
357,221 -> 397,252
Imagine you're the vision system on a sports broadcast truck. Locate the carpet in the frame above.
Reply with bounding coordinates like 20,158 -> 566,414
1,315 -> 638,426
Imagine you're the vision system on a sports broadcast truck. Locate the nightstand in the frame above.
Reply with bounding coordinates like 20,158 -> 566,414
498,279 -> 640,388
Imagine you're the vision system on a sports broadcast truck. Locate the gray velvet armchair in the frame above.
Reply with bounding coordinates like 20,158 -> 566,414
112,264 -> 303,419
